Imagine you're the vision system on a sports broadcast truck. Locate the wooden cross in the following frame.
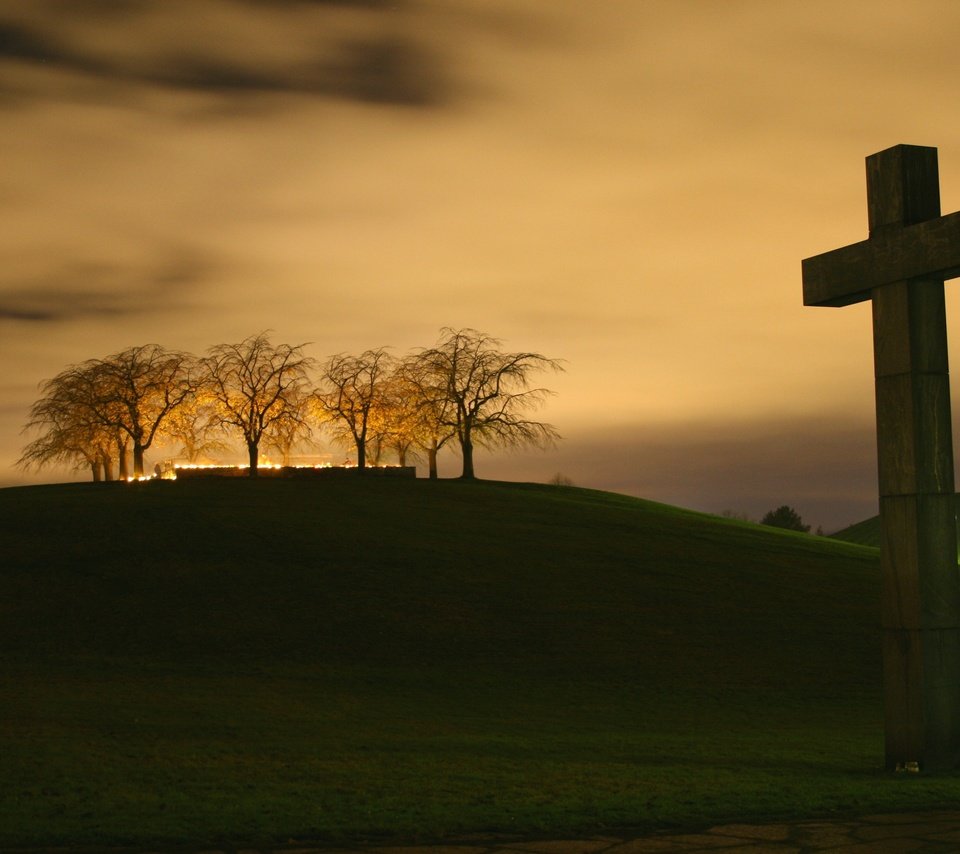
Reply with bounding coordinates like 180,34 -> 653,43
803,144 -> 960,771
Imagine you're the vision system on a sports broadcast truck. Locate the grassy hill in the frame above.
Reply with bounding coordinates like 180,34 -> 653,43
831,496 -> 960,547
2,477 -> 958,848
831,514 -> 882,547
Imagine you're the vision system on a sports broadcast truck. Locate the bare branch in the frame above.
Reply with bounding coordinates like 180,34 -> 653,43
405,327 -> 563,478
200,332 -> 315,475
314,348 -> 394,470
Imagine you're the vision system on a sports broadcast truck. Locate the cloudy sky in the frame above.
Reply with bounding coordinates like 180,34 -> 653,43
3,0 -> 960,531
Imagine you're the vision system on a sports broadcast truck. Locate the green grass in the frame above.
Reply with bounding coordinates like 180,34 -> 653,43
831,496 -> 960,548
2,477 -> 959,848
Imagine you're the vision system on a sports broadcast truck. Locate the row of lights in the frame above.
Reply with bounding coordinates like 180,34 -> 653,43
122,461 -> 408,482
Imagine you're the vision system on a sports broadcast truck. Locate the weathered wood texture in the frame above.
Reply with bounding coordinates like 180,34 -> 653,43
802,144 -> 960,771
803,144 -> 960,308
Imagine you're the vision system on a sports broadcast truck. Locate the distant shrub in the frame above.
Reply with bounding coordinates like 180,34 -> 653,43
548,472 -> 575,487
760,505 -> 810,533
720,509 -> 752,522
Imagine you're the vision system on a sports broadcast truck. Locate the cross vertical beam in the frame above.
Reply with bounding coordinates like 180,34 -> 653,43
867,146 -> 960,771
803,145 -> 960,770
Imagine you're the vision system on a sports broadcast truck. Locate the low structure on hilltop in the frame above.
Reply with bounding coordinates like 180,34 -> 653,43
170,464 -> 416,480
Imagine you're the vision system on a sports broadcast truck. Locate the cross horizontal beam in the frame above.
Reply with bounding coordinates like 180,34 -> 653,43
802,209 -> 960,307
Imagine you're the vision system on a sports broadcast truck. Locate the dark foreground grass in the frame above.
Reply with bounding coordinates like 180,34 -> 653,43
2,477 -> 959,848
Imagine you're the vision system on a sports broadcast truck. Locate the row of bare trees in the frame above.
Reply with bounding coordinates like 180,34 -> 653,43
19,328 -> 563,481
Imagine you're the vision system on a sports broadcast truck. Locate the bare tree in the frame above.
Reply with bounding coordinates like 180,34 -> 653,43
201,332 -> 314,476
17,350 -> 185,481
392,354 -> 456,478
263,386 -> 314,466
19,423 -> 107,481
158,390 -> 229,464
315,348 -> 393,471
18,366 -> 115,480
379,370 -> 422,468
412,328 -> 562,479
84,345 -> 198,477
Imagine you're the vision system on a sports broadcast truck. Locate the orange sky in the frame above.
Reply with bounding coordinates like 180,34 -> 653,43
3,0 -> 960,530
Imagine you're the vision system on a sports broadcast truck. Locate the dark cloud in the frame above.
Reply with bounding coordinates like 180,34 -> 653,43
0,289 -> 130,322
0,21 -> 111,75
154,55 -> 292,95
0,21 -> 59,63
0,4 -> 451,108
0,0 -> 570,110
321,36 -> 446,106
148,36 -> 446,105
0,253 -> 212,324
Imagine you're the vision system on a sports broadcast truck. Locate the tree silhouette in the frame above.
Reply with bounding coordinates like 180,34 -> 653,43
263,385 -> 314,466
200,332 -> 314,476
19,346 -> 193,479
19,328 -> 569,483
760,505 -> 811,533
376,367 -> 426,469
18,365 -> 118,480
392,353 -> 457,478
410,328 -> 562,479
91,345 -> 197,477
158,390 -> 229,464
315,348 -> 393,471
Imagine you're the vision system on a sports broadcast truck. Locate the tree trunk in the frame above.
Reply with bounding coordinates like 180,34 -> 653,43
356,438 -> 366,471
102,454 -> 114,482
460,436 -> 475,479
398,446 -> 407,467
247,441 -> 259,476
90,460 -> 101,482
117,441 -> 129,480
428,444 -> 438,480
133,442 -> 145,478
